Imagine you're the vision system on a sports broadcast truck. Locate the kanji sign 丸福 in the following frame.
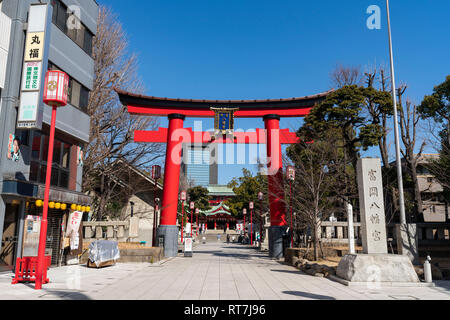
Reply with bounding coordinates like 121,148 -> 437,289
24,32 -> 44,62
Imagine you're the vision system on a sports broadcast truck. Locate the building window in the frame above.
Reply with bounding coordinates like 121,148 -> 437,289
51,0 -> 94,56
48,62 -> 90,113
30,131 -> 72,189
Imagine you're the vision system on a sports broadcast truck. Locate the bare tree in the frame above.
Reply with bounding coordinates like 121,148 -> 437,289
330,63 -> 363,88
83,7 -> 164,220
286,129 -> 347,261
397,86 -> 426,222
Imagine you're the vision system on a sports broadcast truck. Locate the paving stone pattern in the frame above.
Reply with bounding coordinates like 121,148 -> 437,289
1,242 -> 449,300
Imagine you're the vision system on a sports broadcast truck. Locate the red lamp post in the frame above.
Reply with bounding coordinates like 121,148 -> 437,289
243,208 -> 247,236
189,201 -> 195,238
249,202 -> 254,245
152,165 -> 161,247
195,208 -> 199,237
35,71 -> 69,290
258,192 -> 264,245
180,191 -> 187,244
287,166 -> 296,248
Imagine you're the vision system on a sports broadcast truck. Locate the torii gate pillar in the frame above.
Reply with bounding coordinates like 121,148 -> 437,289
157,114 -> 185,257
264,115 -> 288,259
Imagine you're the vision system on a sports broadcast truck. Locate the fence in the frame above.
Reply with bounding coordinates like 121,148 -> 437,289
319,221 -> 362,245
317,221 -> 450,247
82,221 -> 130,241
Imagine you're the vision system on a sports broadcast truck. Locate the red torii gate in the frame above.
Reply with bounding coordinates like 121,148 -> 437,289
117,88 -> 332,258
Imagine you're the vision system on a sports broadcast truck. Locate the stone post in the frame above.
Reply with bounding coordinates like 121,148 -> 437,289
95,226 -> 103,239
337,227 -> 344,239
347,202 -> 356,254
357,158 -> 388,254
107,226 -> 114,239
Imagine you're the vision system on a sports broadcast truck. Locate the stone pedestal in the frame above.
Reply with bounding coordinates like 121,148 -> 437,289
156,225 -> 179,257
396,224 -> 419,265
335,254 -> 423,286
268,226 -> 288,259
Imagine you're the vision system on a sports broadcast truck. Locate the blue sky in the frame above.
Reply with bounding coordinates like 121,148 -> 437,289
98,0 -> 450,185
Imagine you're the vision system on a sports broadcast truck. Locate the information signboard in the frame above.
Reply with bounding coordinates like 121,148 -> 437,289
184,237 -> 193,257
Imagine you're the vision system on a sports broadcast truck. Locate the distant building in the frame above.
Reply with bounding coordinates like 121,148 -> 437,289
416,154 -> 449,222
387,154 -> 449,223
181,144 -> 218,188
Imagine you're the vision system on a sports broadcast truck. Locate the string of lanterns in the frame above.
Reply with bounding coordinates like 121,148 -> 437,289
35,199 -> 90,212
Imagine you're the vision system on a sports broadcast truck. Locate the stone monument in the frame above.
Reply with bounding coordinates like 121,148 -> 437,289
332,158 -> 427,286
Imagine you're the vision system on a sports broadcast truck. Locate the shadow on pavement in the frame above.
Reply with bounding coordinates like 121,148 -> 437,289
270,269 -> 304,275
41,289 -> 91,300
18,283 -> 92,300
282,290 -> 336,300
433,281 -> 450,293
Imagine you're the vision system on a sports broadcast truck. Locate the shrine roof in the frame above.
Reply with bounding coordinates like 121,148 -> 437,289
207,185 -> 235,196
201,201 -> 232,216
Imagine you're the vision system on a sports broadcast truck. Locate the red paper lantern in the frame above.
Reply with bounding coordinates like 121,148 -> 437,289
43,71 -> 69,107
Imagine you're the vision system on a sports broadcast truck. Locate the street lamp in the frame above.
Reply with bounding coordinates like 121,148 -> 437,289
180,191 -> 187,244
249,202 -> 254,245
152,165 -> 162,247
35,70 -> 69,290
287,166 -> 296,248
190,201 -> 195,238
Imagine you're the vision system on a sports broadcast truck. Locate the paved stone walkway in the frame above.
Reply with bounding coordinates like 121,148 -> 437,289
1,241 -> 450,300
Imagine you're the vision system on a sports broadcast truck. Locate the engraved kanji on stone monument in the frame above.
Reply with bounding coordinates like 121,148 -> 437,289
357,158 -> 388,254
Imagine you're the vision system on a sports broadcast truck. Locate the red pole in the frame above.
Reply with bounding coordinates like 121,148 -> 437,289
250,208 -> 253,245
35,105 -> 57,290
153,201 -> 159,246
181,202 -> 185,243
196,214 -> 198,236
259,199 -> 263,241
190,208 -> 193,238
290,180 -> 293,248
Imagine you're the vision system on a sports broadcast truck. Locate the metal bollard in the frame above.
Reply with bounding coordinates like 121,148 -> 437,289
424,255 -> 432,283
